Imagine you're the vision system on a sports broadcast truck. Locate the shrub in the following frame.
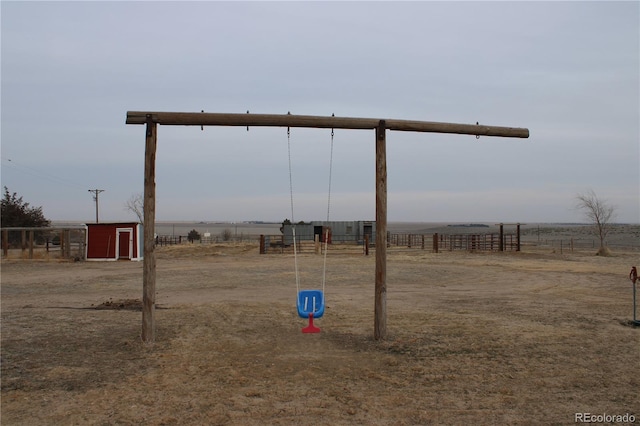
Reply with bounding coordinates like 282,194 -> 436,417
187,229 -> 201,243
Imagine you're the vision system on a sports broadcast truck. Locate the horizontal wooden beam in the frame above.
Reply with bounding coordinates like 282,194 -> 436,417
126,111 -> 529,138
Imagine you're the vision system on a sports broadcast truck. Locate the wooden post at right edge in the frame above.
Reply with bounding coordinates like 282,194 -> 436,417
374,121 -> 387,340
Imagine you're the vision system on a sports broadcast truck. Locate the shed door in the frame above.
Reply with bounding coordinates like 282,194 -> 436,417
117,230 -> 132,259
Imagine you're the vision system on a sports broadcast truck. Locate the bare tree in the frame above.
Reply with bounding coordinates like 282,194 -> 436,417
575,189 -> 616,254
124,193 -> 144,224
221,228 -> 233,241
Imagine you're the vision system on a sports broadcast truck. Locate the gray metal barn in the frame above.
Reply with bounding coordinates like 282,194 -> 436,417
282,221 -> 375,245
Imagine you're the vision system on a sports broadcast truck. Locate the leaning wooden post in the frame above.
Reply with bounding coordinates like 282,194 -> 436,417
375,120 -> 387,340
142,115 -> 157,343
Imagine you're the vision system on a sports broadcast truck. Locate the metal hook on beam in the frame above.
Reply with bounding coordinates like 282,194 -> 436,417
331,113 -> 335,137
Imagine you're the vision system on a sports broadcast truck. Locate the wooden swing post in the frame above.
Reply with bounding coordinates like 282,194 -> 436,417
375,121 -> 387,340
127,111 -> 529,343
142,115 -> 157,343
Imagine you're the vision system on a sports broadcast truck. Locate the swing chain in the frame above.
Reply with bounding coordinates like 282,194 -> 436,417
287,123 -> 300,295
327,121 -> 334,222
287,125 -> 293,223
287,116 -> 334,298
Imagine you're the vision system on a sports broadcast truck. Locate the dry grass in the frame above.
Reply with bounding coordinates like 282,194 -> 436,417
1,245 -> 639,424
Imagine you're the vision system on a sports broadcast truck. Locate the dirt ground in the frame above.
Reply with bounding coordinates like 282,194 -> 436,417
1,243 -> 639,425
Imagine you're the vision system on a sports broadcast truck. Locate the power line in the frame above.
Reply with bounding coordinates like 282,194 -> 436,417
2,157 -> 87,191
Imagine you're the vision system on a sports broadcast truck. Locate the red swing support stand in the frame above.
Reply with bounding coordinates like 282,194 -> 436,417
302,312 -> 321,333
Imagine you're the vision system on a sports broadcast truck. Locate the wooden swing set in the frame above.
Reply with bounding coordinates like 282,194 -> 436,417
126,111 -> 529,343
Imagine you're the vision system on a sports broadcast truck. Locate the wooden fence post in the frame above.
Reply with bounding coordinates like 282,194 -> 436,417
433,233 -> 439,253
65,230 -> 71,258
364,234 -> 369,256
259,235 -> 266,254
28,231 -> 34,259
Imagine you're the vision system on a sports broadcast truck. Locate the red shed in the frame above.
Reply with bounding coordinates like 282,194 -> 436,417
85,223 -> 143,261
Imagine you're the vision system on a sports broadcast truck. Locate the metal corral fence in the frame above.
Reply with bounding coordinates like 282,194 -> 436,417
155,233 -> 257,246
532,238 -> 639,253
1,227 -> 87,260
260,234 -> 370,255
260,232 -> 521,254
436,233 -> 519,251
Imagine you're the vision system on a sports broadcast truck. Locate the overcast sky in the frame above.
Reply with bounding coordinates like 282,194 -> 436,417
2,1 -> 638,224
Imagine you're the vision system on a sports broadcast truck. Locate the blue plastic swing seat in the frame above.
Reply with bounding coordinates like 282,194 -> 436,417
297,290 -> 325,319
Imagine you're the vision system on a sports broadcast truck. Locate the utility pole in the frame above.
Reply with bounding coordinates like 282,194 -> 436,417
88,189 -> 104,223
